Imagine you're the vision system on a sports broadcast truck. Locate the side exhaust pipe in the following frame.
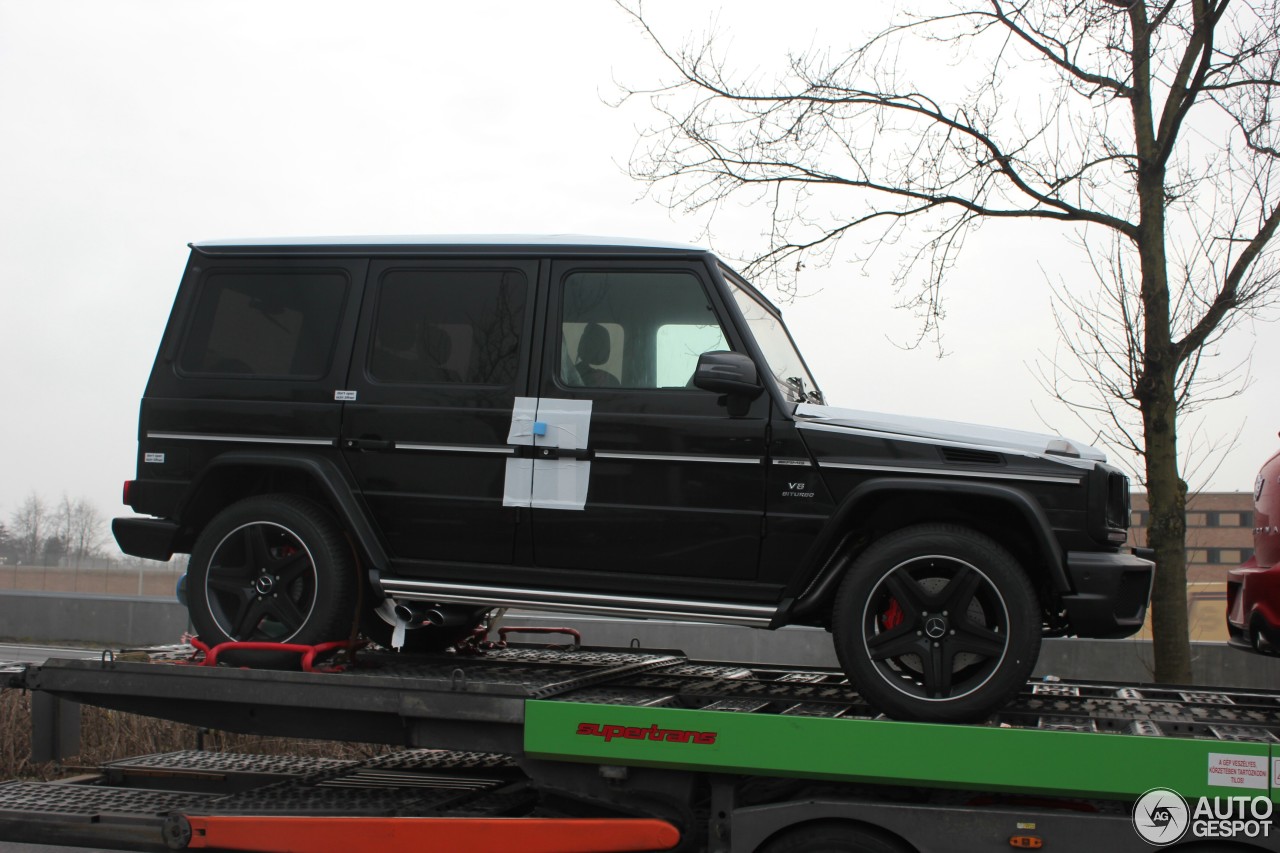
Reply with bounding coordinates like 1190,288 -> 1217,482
392,602 -> 430,627
423,608 -> 474,628
391,602 -> 475,629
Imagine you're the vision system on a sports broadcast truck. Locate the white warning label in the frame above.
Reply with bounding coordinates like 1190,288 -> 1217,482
1208,753 -> 1269,790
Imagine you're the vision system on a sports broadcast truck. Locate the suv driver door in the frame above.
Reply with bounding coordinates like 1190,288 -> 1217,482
518,260 -> 773,604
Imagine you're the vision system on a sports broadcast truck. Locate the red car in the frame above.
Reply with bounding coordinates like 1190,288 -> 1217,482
1227,440 -> 1280,653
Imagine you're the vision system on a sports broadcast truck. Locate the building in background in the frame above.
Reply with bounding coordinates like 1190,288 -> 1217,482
1130,492 -> 1254,642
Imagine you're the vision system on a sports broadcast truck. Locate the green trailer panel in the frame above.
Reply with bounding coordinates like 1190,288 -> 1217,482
526,700 -> 1273,800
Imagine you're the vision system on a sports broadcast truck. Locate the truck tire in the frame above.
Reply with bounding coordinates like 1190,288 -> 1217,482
187,495 -> 358,667
832,524 -> 1041,723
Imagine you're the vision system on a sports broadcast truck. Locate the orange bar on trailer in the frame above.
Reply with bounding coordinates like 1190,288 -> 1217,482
180,815 -> 680,853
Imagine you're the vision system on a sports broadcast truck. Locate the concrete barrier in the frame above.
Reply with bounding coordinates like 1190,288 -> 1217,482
3,591 -> 1278,690
0,590 -> 189,647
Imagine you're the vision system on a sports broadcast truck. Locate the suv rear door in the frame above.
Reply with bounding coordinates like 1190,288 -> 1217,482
341,259 -> 538,566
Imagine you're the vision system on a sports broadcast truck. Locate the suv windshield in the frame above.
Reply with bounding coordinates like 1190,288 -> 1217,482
722,268 -> 823,405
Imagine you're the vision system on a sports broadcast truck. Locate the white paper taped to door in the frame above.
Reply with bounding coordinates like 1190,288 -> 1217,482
530,399 -> 592,511
502,397 -> 539,507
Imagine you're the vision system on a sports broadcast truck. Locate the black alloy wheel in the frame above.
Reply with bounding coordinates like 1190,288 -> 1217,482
833,524 -> 1041,722
187,495 -> 357,667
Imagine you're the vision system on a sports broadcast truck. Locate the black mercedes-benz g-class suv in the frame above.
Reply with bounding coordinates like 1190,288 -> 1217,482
113,236 -> 1152,721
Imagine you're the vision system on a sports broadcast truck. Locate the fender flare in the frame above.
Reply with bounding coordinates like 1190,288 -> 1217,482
781,477 -> 1068,625
176,450 -> 388,582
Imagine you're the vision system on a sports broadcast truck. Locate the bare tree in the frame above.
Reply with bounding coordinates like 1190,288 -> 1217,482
0,521 -> 14,564
617,0 -> 1280,682
1035,231 -> 1264,492
68,498 -> 105,568
43,494 -> 107,568
41,534 -> 67,568
51,494 -> 75,568
9,492 -> 48,565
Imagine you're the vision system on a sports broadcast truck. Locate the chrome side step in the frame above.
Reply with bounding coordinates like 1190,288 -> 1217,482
378,579 -> 777,628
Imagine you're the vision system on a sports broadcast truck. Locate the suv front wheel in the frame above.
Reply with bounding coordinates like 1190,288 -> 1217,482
833,524 -> 1041,722
187,495 -> 358,665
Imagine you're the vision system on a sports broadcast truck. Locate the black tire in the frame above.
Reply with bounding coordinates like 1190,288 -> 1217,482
832,524 -> 1041,723
360,601 -> 490,653
757,820 -> 914,853
187,495 -> 358,667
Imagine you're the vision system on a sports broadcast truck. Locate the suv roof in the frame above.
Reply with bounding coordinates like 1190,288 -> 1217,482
191,234 -> 708,255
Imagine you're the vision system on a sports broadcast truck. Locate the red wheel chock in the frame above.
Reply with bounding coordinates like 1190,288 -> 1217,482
185,636 -> 362,672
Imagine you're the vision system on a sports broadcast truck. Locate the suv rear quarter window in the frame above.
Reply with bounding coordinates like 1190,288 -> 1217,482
178,270 -> 349,379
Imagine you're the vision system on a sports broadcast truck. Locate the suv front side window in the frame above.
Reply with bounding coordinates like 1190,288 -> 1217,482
559,270 -> 729,390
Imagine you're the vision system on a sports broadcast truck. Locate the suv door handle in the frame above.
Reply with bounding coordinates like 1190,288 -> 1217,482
345,438 -> 395,452
518,446 -> 592,461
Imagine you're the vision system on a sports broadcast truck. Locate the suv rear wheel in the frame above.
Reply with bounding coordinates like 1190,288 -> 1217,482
187,495 -> 358,665
833,524 -> 1041,722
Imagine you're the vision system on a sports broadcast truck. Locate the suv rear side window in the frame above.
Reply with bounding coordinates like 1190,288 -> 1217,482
370,268 -> 527,386
179,270 -> 348,379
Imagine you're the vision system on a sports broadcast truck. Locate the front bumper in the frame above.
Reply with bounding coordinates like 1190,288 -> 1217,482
1060,550 -> 1154,639
1226,558 -> 1280,654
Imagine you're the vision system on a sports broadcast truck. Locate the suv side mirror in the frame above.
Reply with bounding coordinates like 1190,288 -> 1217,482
693,351 -> 763,398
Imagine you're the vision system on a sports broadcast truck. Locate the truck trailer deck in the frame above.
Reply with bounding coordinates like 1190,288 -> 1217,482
4,639 -> 1280,851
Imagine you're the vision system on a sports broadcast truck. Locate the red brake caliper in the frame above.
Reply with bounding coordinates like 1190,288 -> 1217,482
882,598 -> 904,630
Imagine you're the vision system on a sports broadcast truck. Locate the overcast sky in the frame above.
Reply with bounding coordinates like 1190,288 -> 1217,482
1,1 -> 1276,541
